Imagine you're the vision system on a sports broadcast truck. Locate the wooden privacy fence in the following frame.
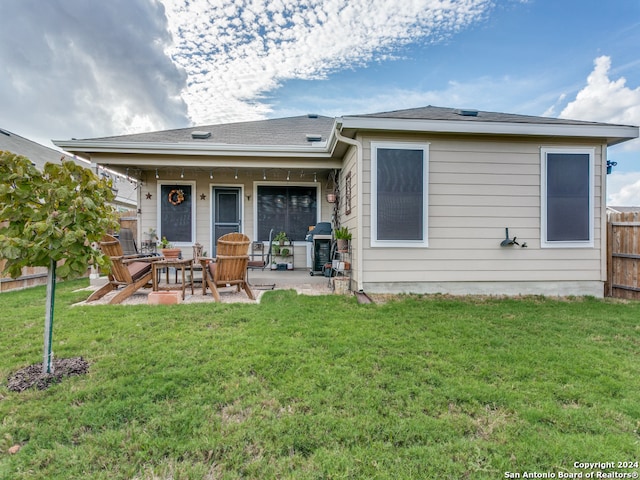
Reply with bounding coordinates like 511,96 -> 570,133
607,211 -> 640,299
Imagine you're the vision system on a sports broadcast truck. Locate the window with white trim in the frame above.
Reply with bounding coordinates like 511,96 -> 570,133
158,182 -> 196,245
371,142 -> 429,247
256,185 -> 318,241
541,148 -> 594,248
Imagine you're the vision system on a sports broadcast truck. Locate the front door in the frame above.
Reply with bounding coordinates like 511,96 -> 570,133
212,187 -> 242,256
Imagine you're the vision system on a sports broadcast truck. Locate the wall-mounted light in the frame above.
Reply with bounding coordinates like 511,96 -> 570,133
246,194 -> 251,201
155,169 -> 159,179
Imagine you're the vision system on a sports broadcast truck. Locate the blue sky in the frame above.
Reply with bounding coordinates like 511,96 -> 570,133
1,0 -> 639,202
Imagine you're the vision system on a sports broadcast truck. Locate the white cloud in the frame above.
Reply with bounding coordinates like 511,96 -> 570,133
0,0 -> 189,146
608,171 -> 640,206
560,55 -> 640,153
160,0 -> 493,125
561,56 -> 640,126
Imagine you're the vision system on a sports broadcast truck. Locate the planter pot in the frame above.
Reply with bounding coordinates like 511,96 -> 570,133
287,263 -> 293,270
161,248 -> 181,259
336,239 -> 349,252
326,192 -> 337,203
271,264 -> 277,270
148,291 -> 182,305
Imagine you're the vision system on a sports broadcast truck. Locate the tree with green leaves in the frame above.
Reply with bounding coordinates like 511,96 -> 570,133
0,151 -> 119,373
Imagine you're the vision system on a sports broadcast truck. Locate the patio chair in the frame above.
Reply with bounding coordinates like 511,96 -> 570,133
247,228 -> 275,288
86,234 -> 162,304
118,228 -> 156,258
201,232 -> 255,302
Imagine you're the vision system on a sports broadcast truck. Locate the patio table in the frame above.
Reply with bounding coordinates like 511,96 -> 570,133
152,258 -> 194,300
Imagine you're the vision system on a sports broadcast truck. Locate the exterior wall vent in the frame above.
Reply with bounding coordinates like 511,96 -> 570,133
456,109 -> 479,117
307,113 -> 318,118
191,131 -> 211,139
306,134 -> 322,142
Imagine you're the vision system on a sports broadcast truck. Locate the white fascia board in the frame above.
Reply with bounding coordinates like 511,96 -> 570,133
337,117 -> 639,145
52,140 -> 333,157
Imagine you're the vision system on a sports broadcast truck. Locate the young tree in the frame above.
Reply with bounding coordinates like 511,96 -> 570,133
0,151 -> 119,373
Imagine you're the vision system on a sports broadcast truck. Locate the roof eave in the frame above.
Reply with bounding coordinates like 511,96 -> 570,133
337,117 -> 639,146
52,140 -> 334,158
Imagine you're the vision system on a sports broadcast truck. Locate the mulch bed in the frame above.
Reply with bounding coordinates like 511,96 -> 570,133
7,357 -> 89,392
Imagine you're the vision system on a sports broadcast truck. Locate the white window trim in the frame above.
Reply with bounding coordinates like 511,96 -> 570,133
253,181 -> 321,244
540,147 -> 594,248
371,141 -> 429,248
157,180 -> 197,246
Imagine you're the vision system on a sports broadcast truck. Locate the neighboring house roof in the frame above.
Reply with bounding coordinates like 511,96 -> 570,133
53,105 -> 639,159
0,127 -> 137,209
607,206 -> 640,214
0,127 -> 83,171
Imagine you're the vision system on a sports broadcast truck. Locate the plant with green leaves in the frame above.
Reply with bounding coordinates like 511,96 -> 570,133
159,236 -> 173,248
0,151 -> 118,373
334,226 -> 352,240
274,231 -> 288,244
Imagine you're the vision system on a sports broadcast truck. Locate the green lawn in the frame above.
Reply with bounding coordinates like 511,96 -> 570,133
1,280 -> 639,479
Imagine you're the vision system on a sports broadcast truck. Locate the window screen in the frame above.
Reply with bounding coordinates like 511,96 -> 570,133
545,153 -> 590,242
160,184 -> 193,243
374,146 -> 426,243
257,186 -> 318,241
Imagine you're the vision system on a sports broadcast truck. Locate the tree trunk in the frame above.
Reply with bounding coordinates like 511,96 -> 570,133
43,259 -> 56,374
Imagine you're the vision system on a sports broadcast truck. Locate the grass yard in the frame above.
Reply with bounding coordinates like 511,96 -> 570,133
1,280 -> 639,479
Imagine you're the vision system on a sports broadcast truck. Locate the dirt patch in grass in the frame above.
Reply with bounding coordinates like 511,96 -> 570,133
7,357 -> 89,392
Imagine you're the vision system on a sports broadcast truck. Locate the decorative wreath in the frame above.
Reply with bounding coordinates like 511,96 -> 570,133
168,189 -> 185,206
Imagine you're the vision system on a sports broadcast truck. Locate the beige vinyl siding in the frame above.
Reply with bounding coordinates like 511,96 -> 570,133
140,165 -> 333,268
337,144 -> 359,287
359,133 -> 605,292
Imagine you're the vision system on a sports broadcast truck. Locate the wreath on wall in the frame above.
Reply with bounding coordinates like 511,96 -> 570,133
168,189 -> 185,206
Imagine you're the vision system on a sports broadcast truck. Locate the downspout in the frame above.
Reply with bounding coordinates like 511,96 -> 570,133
333,125 -> 364,292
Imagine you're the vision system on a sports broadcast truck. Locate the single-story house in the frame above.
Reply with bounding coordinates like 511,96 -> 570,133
54,105 -> 639,297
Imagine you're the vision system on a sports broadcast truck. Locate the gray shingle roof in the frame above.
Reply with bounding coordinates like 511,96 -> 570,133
350,105 -> 631,127
0,127 -> 137,208
0,127 -> 76,170
86,115 -> 335,146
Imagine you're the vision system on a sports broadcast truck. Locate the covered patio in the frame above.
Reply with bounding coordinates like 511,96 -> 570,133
79,268 -> 336,305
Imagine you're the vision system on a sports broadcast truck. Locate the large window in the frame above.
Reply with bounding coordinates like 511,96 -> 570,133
541,148 -> 594,248
256,185 -> 318,241
371,142 -> 429,247
158,182 -> 195,244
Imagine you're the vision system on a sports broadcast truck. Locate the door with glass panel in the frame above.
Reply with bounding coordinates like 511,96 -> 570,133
212,187 -> 241,256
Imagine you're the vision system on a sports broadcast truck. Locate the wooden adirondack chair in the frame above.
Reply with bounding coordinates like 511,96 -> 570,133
200,232 -> 255,302
87,234 -> 162,304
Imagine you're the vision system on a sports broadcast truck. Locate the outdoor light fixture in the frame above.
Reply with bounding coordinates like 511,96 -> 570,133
314,172 -> 317,182
209,170 -> 213,179
234,169 -> 238,180
155,169 -> 159,179
263,169 -> 266,180
287,170 -> 290,181
180,169 -> 184,179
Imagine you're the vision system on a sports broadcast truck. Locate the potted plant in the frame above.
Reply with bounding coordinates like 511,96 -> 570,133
335,226 -> 351,252
273,231 -> 288,256
274,231 -> 288,245
159,236 -> 181,259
